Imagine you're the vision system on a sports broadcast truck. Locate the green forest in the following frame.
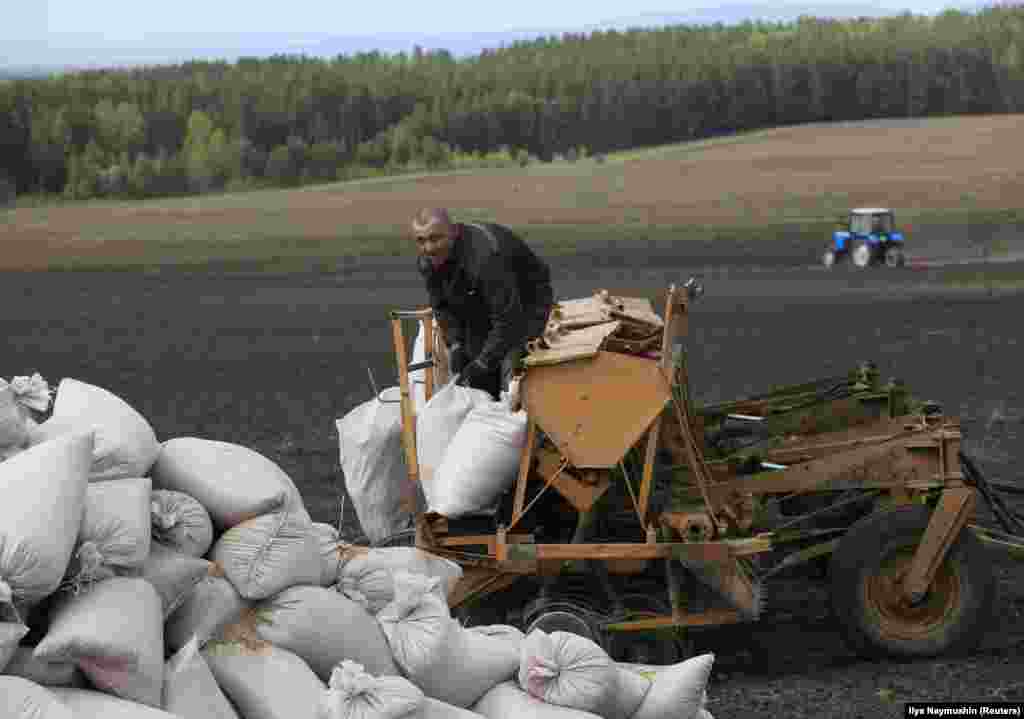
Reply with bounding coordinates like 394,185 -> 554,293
2,5 -> 1023,203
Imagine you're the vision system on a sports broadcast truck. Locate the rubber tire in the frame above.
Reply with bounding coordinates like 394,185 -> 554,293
885,245 -> 905,268
850,239 -> 873,269
822,249 -> 838,269
829,504 -> 996,659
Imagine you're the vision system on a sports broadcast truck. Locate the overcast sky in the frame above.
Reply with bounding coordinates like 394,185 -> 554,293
4,0 -> 977,67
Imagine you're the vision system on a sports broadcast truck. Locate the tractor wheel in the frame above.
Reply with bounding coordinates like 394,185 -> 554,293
822,249 -> 838,269
605,594 -> 693,665
829,504 -> 996,659
850,239 -> 873,269
885,245 -> 906,268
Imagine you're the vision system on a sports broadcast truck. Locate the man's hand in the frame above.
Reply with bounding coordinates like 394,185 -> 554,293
449,344 -> 470,375
456,358 -> 490,387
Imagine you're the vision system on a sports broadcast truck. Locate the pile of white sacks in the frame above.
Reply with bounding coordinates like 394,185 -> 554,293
1,374 -> 716,719
337,323 -> 533,545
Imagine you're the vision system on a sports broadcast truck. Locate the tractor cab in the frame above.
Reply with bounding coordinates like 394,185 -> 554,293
824,208 -> 906,269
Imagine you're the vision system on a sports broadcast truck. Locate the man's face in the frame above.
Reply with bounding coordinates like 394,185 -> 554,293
415,228 -> 454,268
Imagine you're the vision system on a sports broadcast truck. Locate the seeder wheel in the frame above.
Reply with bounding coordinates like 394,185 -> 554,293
829,505 -> 996,659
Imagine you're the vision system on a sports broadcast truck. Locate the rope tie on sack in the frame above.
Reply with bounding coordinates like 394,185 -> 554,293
0,577 -> 23,625
5,373 -> 53,413
61,541 -> 111,596
152,499 -> 184,543
524,632 -> 561,698
331,659 -> 377,696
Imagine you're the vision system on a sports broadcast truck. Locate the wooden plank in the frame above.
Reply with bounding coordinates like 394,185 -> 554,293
392,317 -> 419,491
549,296 -> 616,328
638,288 -> 678,527
678,430 -> 956,503
512,418 -> 537,522
902,487 -> 975,600
512,541 -> 733,562
422,316 -> 435,401
525,321 -> 621,367
603,608 -> 744,632
657,286 -> 719,526
638,418 -> 661,528
436,533 -> 534,549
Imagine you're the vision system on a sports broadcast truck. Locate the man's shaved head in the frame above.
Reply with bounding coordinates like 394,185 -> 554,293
412,208 -> 453,238
412,208 -> 457,268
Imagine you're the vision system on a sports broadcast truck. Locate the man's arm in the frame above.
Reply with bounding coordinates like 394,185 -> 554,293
473,255 -> 525,371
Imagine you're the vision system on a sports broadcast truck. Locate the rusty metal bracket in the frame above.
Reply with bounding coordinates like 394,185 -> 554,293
901,486 -> 975,603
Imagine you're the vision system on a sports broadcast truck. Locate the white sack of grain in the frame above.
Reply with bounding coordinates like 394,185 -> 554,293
602,667 -> 652,719
415,379 -> 492,509
150,489 -> 215,558
376,571 -> 517,708
430,398 -> 527,518
210,510 -> 322,601
253,584 -> 398,680
64,477 -> 153,591
203,640 -> 324,719
33,577 -> 164,708
2,646 -> 88,688
418,696 -> 490,719
320,659 -> 424,719
337,547 -> 462,614
0,374 -> 51,461
312,522 -> 343,587
517,629 -> 616,715
1,621 -> 29,672
375,571 -> 451,680
471,681 -> 603,719
438,621 -> 523,708
630,654 -> 715,719
118,541 -> 212,618
164,638 -> 240,719
0,432 -> 92,608
337,386 -> 419,545
0,676 -> 74,719
29,378 -> 160,481
164,570 -> 248,653
50,688 -> 183,719
151,437 -> 308,530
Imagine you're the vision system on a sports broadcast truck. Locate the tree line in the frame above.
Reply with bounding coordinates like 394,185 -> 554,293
2,5 -> 1023,204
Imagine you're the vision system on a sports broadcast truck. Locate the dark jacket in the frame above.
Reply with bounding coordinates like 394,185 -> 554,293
418,222 -> 554,370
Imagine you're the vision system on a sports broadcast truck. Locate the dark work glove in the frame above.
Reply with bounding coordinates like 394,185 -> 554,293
456,358 -> 490,388
449,344 -> 470,376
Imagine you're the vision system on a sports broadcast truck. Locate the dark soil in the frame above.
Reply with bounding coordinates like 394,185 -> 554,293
3,231 -> 1023,717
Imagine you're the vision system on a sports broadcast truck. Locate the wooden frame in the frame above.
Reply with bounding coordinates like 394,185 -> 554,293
388,287 -> 974,633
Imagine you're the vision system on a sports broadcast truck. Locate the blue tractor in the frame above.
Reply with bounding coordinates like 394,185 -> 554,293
823,208 -> 906,269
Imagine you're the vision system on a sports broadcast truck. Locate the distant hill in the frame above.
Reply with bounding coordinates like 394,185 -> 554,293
1,1 -> 989,73
0,67 -> 53,80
